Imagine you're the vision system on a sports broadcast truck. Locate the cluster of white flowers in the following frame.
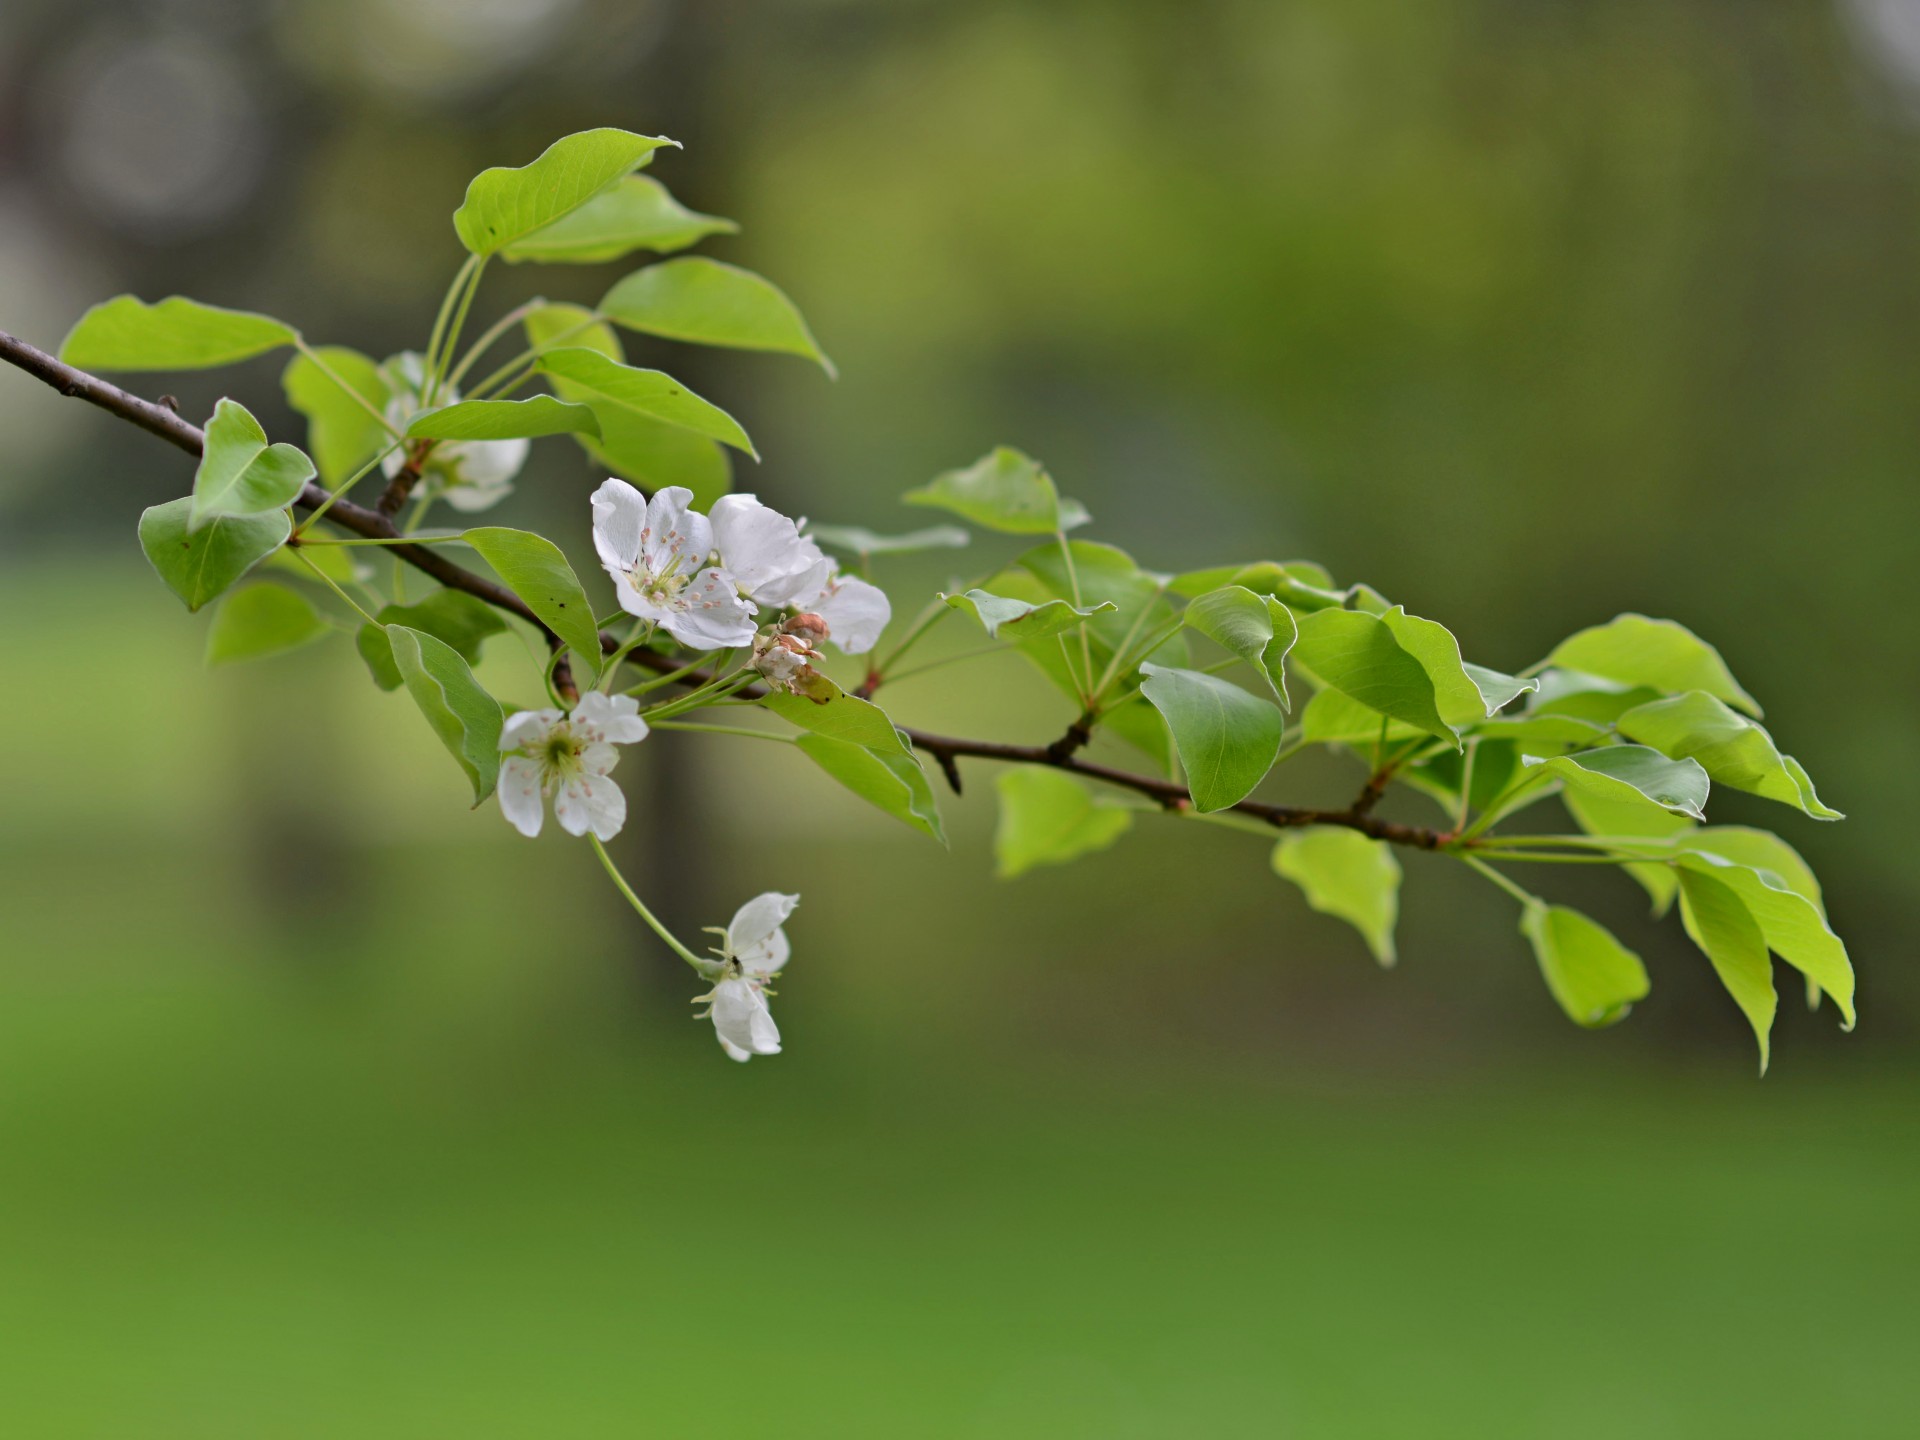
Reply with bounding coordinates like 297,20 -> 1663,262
591,479 -> 890,670
379,352 -> 528,512
486,478 -> 875,1063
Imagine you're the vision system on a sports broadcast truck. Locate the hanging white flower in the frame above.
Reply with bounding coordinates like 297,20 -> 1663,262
709,494 -> 892,654
379,352 -> 528,513
496,691 -> 650,841
591,479 -> 759,650
694,891 -> 798,1061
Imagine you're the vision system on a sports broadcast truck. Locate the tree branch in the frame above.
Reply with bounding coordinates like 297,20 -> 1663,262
1,330 -> 1451,852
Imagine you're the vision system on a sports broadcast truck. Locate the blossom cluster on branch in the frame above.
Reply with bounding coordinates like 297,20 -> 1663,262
0,128 -> 1859,1071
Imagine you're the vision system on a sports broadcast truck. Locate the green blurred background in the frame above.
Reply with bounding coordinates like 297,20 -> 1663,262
2,0 -> 1917,1433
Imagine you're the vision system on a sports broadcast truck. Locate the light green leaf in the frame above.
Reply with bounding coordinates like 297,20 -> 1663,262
405,395 -> 600,443
1377,607 -> 1535,727
796,733 -> 945,844
281,346 -> 390,485
1183,585 -> 1296,710
1014,540 -> 1177,671
1291,609 -> 1454,744
1139,663 -> 1283,813
1467,714 -> 1611,753
1676,867 -> 1777,1073
355,589 -> 509,691
386,625 -> 505,804
1678,828 -> 1823,912
188,399 -> 315,531
1168,560 -> 1337,605
527,306 -> 732,506
904,447 -> 1091,534
943,589 -> 1116,640
1528,669 -> 1665,725
1526,746 -> 1710,821
501,175 -> 735,264
1273,826 -> 1401,965
1519,901 -> 1649,1028
1101,695 -> 1179,778
994,769 -> 1132,879
59,295 -> 297,370
600,257 -> 833,373
1401,739 -> 1523,818
1545,614 -> 1760,717
764,677 -> 913,758
1561,786 -> 1693,915
452,128 -> 676,256
1674,852 -> 1854,1027
1298,686 -> 1426,747
139,497 -> 289,612
535,347 -> 754,456
809,524 -> 970,556
462,528 -> 602,679
1616,691 -> 1841,820
204,583 -> 330,667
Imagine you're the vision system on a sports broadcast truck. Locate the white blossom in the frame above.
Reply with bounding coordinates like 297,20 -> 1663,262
709,494 -> 892,654
379,352 -> 528,513
591,479 -> 758,650
693,891 -> 798,1061
496,691 -> 650,841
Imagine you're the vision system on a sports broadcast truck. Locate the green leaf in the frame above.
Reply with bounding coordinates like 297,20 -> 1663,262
1467,714 -> 1611,753
1545,614 -> 1760,717
59,295 -> 297,371
1291,609 -> 1454,744
763,677 -> 914,758
452,128 -> 676,256
461,528 -> 603,679
1183,585 -> 1296,709
501,175 -> 735,263
267,542 -> 369,587
204,583 -> 330,667
1678,828 -> 1823,911
386,625 -> 505,804
1526,746 -> 1710,821
1561,787 -> 1693,915
138,497 -> 289,612
994,769 -> 1132,879
1528,670 -> 1665,725
1014,540 -> 1177,671
535,347 -> 754,456
809,524 -> 970,556
943,588 -> 1116,640
527,307 -> 732,506
1401,739 -> 1523,818
188,399 -> 315,531
904,447 -> 1091,534
1673,852 -> 1854,1027
1101,695 -> 1179,778
281,346 -> 390,485
795,733 -> 945,844
405,395 -> 601,442
1676,868 -> 1777,1073
1168,560 -> 1337,604
1376,607 -> 1535,727
1273,827 -> 1401,965
1615,691 -> 1841,820
1519,901 -> 1649,1028
356,590 -> 509,691
600,257 -> 833,373
1298,686 -> 1426,747
1138,663 -> 1283,813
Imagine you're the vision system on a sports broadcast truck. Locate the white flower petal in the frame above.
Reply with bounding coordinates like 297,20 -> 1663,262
711,494 -> 816,600
591,478 -> 648,571
572,692 -> 651,745
500,707 -> 562,751
814,576 -> 891,654
453,436 -> 529,489
642,486 -> 713,578
728,892 -> 799,975
609,570 -> 668,624
553,771 -> 627,840
755,536 -> 833,609
710,978 -> 780,1057
579,740 -> 620,776
719,1037 -> 754,1063
497,756 -> 547,837
662,569 -> 757,649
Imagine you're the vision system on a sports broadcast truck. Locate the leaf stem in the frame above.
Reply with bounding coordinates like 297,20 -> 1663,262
293,339 -> 405,440
291,545 -> 381,626
1458,853 -> 1539,907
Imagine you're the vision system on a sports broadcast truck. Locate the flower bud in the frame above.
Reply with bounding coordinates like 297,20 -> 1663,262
751,630 -> 823,692
781,611 -> 831,644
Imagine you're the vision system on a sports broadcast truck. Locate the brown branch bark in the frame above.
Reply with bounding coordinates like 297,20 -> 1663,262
1,329 -> 1450,851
